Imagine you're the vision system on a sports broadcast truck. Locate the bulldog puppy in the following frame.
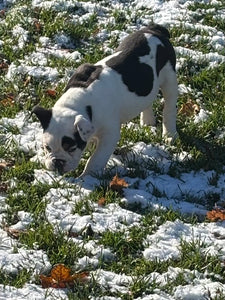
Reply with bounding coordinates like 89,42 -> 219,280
32,23 -> 178,176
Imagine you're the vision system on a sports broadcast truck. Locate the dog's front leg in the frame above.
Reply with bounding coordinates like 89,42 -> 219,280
81,128 -> 120,177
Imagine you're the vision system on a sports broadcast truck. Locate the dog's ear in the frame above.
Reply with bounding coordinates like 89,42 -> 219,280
31,106 -> 52,130
74,115 -> 94,142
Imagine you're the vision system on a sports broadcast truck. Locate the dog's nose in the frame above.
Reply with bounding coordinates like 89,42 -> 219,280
53,159 -> 65,174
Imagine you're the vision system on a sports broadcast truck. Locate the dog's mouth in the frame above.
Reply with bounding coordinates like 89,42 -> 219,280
45,157 -> 79,175
44,157 -> 66,175
53,158 -> 66,175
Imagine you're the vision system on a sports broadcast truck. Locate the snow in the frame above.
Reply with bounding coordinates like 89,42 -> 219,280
1,0 -> 225,299
6,63 -> 59,81
0,284 -> 68,300
143,219 -> 225,261
0,228 -> 51,275
44,187 -> 141,233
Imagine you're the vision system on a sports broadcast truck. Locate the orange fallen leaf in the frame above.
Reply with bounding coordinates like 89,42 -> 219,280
178,99 -> 200,117
0,94 -> 15,107
98,197 -> 106,206
109,174 -> 128,195
40,264 -> 89,289
207,208 -> 225,222
46,89 -> 57,98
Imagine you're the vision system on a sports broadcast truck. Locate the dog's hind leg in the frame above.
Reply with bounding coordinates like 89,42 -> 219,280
140,105 -> 156,127
160,67 -> 178,143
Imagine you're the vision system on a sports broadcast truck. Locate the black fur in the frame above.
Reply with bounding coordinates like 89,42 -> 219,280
106,31 -> 153,96
141,24 -> 171,39
62,133 -> 87,152
140,24 -> 176,72
86,105 -> 92,121
32,106 -> 52,131
65,63 -> 103,91
106,24 -> 176,96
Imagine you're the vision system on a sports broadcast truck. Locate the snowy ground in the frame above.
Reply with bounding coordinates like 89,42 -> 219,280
1,0 -> 225,299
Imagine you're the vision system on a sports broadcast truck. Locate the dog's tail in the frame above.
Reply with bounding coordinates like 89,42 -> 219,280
145,23 -> 171,39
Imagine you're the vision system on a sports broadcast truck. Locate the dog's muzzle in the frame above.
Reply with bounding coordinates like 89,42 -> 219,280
53,158 -> 66,174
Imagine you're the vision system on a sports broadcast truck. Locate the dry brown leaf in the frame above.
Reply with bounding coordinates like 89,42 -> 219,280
24,76 -> 31,87
109,174 -> 128,195
178,99 -> 200,117
0,162 -> 8,172
98,197 -> 106,206
0,96 -> 14,107
67,231 -> 79,238
34,19 -> 42,32
4,226 -> 26,239
0,182 -> 8,193
40,264 -> 89,289
0,10 -> 5,17
0,62 -> 8,70
46,89 -> 57,98
0,161 -> 12,174
206,208 -> 225,222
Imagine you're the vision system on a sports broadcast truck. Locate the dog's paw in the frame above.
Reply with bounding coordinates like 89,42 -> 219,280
164,132 -> 178,145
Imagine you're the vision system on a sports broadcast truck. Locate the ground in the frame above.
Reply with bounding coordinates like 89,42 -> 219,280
0,0 -> 225,299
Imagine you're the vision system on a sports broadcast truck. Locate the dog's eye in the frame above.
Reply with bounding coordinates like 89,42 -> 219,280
45,145 -> 52,152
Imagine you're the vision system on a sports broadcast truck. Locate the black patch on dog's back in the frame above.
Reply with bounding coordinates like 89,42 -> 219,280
140,24 -> 176,73
141,24 -> 171,39
106,24 -> 176,96
32,106 -> 52,131
106,31 -> 153,96
65,64 -> 103,91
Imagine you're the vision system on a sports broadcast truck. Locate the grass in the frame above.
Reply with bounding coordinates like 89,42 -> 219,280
0,0 -> 225,299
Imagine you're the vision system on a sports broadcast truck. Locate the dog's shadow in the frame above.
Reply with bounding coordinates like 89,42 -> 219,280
178,130 -> 225,172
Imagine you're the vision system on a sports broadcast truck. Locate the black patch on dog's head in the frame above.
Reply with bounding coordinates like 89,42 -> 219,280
32,106 -> 52,131
62,133 -> 87,152
65,63 -> 103,91
62,136 -> 77,152
141,24 -> 176,73
106,31 -> 154,96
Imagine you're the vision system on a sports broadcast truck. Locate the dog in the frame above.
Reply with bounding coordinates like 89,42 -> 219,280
32,24 -> 178,176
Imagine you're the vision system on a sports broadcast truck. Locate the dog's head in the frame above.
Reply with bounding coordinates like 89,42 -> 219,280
32,105 -> 94,174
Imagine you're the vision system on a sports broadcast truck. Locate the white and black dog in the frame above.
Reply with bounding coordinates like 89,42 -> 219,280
32,24 -> 178,176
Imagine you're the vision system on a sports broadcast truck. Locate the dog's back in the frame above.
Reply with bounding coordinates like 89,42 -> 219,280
104,24 -> 176,99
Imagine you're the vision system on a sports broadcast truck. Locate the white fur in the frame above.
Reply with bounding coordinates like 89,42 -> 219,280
42,34 -> 178,176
